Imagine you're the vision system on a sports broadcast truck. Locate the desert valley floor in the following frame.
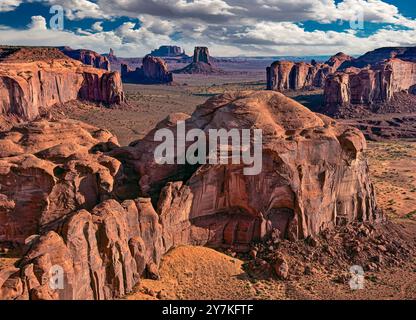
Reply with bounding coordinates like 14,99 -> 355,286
19,72 -> 415,300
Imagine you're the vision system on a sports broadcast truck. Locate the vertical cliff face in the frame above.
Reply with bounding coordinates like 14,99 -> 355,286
121,55 -> 173,84
59,47 -> 110,71
323,59 -> 416,114
193,47 -> 210,64
0,59 -> 125,121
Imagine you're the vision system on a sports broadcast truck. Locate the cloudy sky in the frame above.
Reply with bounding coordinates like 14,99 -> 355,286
0,0 -> 415,57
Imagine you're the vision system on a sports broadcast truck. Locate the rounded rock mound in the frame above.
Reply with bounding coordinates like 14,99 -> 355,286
114,90 -> 382,251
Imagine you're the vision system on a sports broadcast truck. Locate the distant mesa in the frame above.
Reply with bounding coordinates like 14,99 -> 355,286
266,52 -> 353,91
150,45 -> 187,57
339,46 -> 416,70
174,46 -> 224,74
58,46 -> 110,71
121,55 -> 173,84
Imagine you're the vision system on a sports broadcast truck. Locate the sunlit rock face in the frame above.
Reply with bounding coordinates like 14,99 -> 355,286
0,47 -> 124,121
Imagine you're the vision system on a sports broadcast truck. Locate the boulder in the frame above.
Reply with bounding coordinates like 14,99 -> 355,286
273,255 -> 289,280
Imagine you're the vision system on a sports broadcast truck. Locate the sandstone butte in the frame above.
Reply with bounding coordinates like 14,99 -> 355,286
121,55 -> 173,84
174,46 -> 223,74
0,47 -> 125,122
0,89 -> 382,300
266,52 -> 353,91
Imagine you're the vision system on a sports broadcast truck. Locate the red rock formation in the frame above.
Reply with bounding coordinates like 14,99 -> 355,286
0,48 -> 125,121
323,58 -> 416,116
121,55 -> 173,84
0,119 -> 120,244
0,91 -> 381,300
113,91 -> 381,249
267,53 -> 353,91
0,119 -> 164,300
0,199 -> 163,300
59,47 -> 110,70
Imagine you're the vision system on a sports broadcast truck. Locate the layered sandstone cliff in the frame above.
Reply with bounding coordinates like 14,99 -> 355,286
121,55 -> 173,84
0,48 -> 125,121
0,91 -> 381,300
323,58 -> 416,115
267,53 -> 353,91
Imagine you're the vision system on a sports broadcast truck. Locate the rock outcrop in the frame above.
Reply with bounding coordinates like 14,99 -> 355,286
113,91 -> 381,249
58,47 -> 110,70
267,53 -> 353,91
0,91 -> 381,300
121,55 -> 173,84
0,119 -> 164,300
150,46 -> 186,57
174,47 -> 222,74
0,48 -> 125,121
0,119 -> 121,244
323,58 -> 416,116
0,198 -> 164,300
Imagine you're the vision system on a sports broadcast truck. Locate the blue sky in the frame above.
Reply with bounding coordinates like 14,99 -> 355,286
0,0 -> 415,57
